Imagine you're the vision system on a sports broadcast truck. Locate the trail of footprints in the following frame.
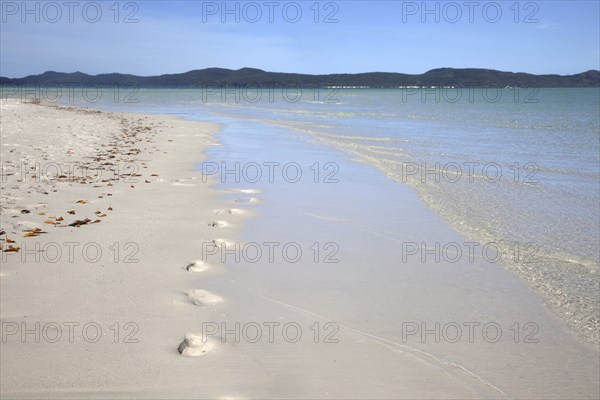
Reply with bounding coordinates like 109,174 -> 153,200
177,189 -> 260,357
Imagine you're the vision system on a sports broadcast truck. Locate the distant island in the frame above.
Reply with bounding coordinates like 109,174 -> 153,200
1,67 -> 598,88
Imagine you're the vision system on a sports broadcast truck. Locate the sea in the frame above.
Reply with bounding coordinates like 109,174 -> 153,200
39,85 -> 600,344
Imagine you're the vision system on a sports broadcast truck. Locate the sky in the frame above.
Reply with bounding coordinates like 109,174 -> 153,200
1,0 -> 599,78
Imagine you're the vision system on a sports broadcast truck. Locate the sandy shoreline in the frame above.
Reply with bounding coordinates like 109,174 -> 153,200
1,100 -> 598,399
0,100 -> 248,397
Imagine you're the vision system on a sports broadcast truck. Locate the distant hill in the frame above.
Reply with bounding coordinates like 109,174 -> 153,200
1,67 -> 598,88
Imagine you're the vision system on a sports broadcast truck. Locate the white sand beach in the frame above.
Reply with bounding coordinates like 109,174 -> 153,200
1,100 -> 598,399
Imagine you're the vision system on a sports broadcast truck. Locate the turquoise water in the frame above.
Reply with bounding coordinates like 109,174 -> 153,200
59,87 -> 599,343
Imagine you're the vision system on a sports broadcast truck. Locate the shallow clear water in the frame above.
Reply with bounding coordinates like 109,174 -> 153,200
197,88 -> 600,265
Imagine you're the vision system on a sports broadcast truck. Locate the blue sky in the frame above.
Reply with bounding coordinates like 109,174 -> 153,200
1,0 -> 599,77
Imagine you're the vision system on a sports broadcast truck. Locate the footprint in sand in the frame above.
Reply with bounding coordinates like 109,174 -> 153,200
186,289 -> 224,306
214,208 -> 244,215
186,260 -> 212,273
211,238 -> 234,248
177,334 -> 214,357
238,189 -> 261,194
208,220 -> 228,228
230,188 -> 262,194
234,197 -> 261,204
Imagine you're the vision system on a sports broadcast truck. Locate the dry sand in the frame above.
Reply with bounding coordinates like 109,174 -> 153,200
1,100 -> 598,399
0,99 -> 242,397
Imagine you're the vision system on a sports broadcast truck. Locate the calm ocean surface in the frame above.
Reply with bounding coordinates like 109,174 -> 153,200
65,87 -> 600,342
